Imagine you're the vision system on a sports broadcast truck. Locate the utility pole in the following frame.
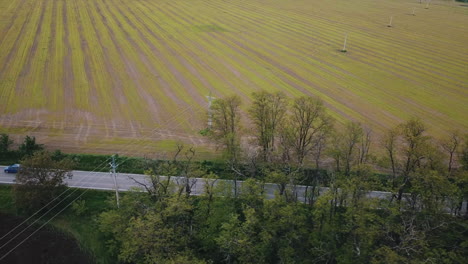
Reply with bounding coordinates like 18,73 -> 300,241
110,154 -> 120,208
206,91 -> 215,129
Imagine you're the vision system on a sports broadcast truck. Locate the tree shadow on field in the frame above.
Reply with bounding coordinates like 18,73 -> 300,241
0,213 -> 93,264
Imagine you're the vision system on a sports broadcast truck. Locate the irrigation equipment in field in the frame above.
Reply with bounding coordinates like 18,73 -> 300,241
206,92 -> 215,129
341,34 -> 348,52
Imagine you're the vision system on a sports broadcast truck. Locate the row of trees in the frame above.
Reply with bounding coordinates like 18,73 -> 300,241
208,91 -> 467,200
0,134 -> 44,160
209,91 -> 333,166
5,91 -> 467,263
97,145 -> 468,263
96,92 -> 467,263
9,142 -> 467,263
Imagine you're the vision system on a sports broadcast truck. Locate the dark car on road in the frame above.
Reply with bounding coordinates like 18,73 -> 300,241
4,164 -> 20,173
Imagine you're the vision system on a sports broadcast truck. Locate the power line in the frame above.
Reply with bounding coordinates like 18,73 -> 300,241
0,158 -> 112,242
2,104 -> 198,242
0,104 -> 203,258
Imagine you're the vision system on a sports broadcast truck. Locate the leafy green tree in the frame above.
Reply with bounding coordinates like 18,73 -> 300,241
261,199 -> 308,263
248,90 -> 288,162
14,151 -> 74,212
18,135 -> 43,156
210,95 -> 242,162
287,96 -> 333,166
0,133 -> 13,154
239,178 -> 264,209
100,193 -> 200,264
342,122 -> 364,175
410,170 -> 457,213
460,133 -> 468,170
328,122 -> 363,175
120,196 -> 195,263
383,127 -> 399,188
216,208 -> 266,264
396,118 -> 431,202
440,130 -> 461,174
209,95 -> 244,197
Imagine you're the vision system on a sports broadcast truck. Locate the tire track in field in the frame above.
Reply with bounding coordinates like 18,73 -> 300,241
163,6 -> 264,97
75,0 -> 112,112
146,1 -> 265,100
0,0 -> 28,41
161,1 -> 344,104
171,1 -> 365,95
84,0 -> 133,119
121,0 -> 218,98
228,0 -> 464,124
214,0 -> 465,91
194,0 -> 464,123
104,0 -> 189,110
93,0 -> 174,126
228,36 -> 360,122
0,0 -> 42,113
16,1 -> 53,107
97,0 -> 180,110
210,0 -> 418,88
110,0 -> 207,109
161,0 -> 330,99
165,0 -> 359,122
66,0 -> 92,110
280,5 -> 467,87
180,1 -> 424,126
239,0 -> 466,78
15,0 -> 46,79
44,0 -> 58,105
105,0 -> 208,130
48,0 -> 66,111
140,0 -> 464,130
252,1 -> 468,122
0,0 -> 36,78
0,116 -> 211,154
62,0 -> 75,112
136,0 -> 248,98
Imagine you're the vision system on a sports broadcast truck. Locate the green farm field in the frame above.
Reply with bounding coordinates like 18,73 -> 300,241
0,0 -> 467,155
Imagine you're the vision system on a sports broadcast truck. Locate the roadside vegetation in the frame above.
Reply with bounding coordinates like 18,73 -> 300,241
0,185 -> 114,264
1,91 -> 468,263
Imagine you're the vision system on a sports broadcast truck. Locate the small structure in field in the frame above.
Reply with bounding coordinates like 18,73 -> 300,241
341,34 -> 348,52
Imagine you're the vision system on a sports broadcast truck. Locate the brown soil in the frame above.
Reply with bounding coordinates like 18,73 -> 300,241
0,213 -> 93,264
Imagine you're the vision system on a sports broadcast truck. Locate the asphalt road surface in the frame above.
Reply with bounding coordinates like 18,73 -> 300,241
1,166 -> 465,213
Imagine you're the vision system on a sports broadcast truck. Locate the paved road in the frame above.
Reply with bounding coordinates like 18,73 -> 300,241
1,166 -> 465,213
0,166 -> 314,201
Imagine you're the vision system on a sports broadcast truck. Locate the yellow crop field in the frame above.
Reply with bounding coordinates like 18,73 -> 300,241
0,0 -> 467,154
